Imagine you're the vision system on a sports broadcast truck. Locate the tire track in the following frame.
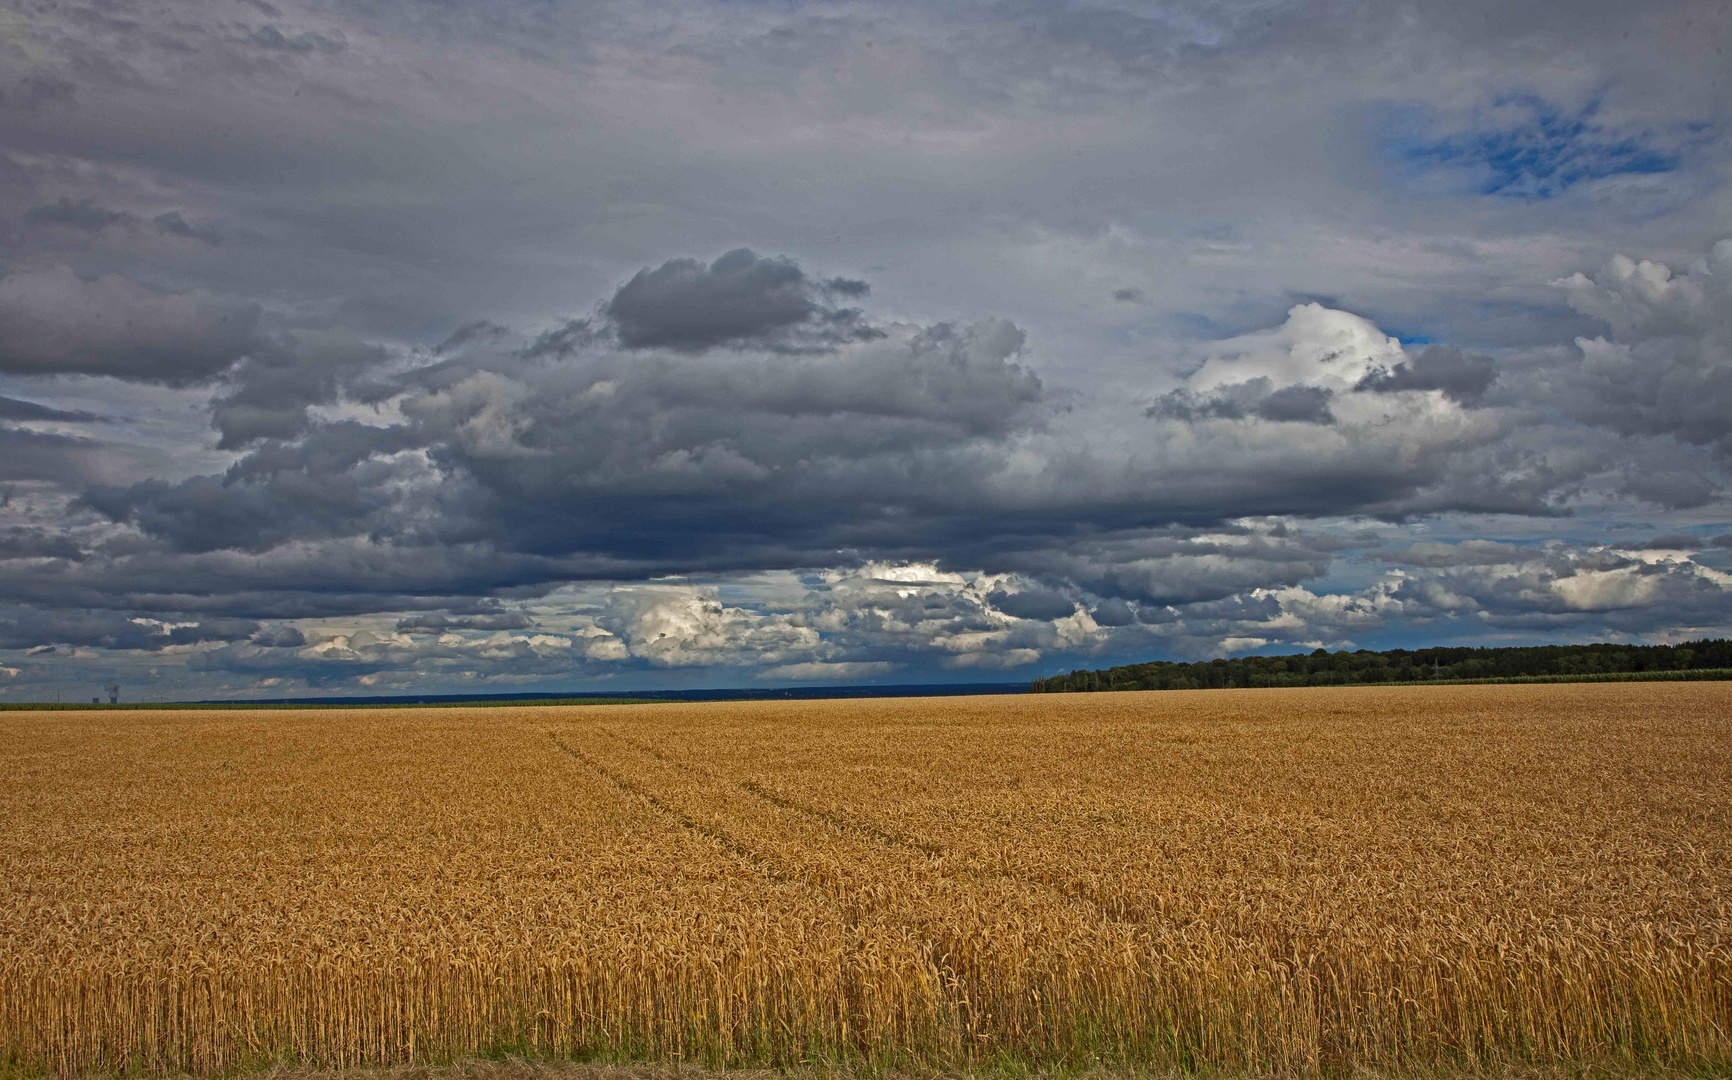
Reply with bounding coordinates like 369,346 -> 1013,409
547,732 -> 800,886
738,779 -> 946,857
606,728 -> 946,857
552,728 -> 987,997
597,728 -> 1147,930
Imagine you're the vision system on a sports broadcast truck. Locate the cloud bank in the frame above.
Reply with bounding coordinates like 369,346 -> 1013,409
0,0 -> 1728,699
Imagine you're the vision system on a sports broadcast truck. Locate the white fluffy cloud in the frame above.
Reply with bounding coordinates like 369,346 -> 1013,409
1187,304 -> 1406,395
599,587 -> 820,668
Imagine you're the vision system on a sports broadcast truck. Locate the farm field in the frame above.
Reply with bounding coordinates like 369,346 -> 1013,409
2,683 -> 1729,1078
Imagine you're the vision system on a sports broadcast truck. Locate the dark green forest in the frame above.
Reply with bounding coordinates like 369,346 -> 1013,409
1030,639 -> 1732,693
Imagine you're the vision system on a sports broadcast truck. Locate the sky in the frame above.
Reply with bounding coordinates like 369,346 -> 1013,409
1,0 -> 1730,701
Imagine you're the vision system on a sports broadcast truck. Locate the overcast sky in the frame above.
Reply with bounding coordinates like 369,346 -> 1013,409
1,0 -> 1729,701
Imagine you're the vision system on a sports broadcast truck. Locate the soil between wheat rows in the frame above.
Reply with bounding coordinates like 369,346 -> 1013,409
2,683 -> 1729,1077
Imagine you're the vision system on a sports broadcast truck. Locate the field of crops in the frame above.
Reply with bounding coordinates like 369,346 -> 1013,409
3,683 -> 1729,1077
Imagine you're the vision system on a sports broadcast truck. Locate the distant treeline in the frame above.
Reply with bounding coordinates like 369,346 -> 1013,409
1030,639 -> 1732,693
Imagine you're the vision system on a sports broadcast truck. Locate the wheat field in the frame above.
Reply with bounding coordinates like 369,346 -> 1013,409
2,683 -> 1729,1077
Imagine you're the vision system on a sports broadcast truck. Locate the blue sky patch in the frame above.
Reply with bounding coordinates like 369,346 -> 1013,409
1382,95 -> 1686,199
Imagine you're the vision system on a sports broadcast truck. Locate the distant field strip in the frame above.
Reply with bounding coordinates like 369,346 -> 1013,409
2,685 -> 1730,1077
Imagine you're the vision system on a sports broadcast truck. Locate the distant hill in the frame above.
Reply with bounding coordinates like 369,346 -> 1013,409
1031,639 -> 1732,693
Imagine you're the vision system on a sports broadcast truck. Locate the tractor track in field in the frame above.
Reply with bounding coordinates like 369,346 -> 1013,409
546,732 -> 802,888
606,728 -> 947,858
593,728 -> 1149,933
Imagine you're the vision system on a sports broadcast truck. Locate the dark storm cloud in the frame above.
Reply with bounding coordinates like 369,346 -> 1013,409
986,586 -> 1076,621
80,288 -> 1047,568
1136,592 -> 1283,627
81,468 -> 395,554
1538,243 -> 1732,458
152,211 -> 221,245
439,321 -> 514,355
1147,379 -> 1336,425
4,73 -> 74,110
0,527 -> 84,561
1386,544 -> 1732,633
1355,346 -> 1497,405
0,562 -> 550,622
0,426 -> 124,485
61,241 -> 1599,598
1089,598 -> 1136,626
250,624 -> 307,648
990,528 -> 1343,606
605,249 -> 879,352
0,396 -> 102,422
0,267 -> 262,384
211,332 -> 394,448
26,198 -> 131,232
1256,384 -> 1337,424
221,421 -> 424,487
0,607 -> 257,651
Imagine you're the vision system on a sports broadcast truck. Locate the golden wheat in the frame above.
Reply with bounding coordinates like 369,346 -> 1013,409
1,683 -> 1728,1076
